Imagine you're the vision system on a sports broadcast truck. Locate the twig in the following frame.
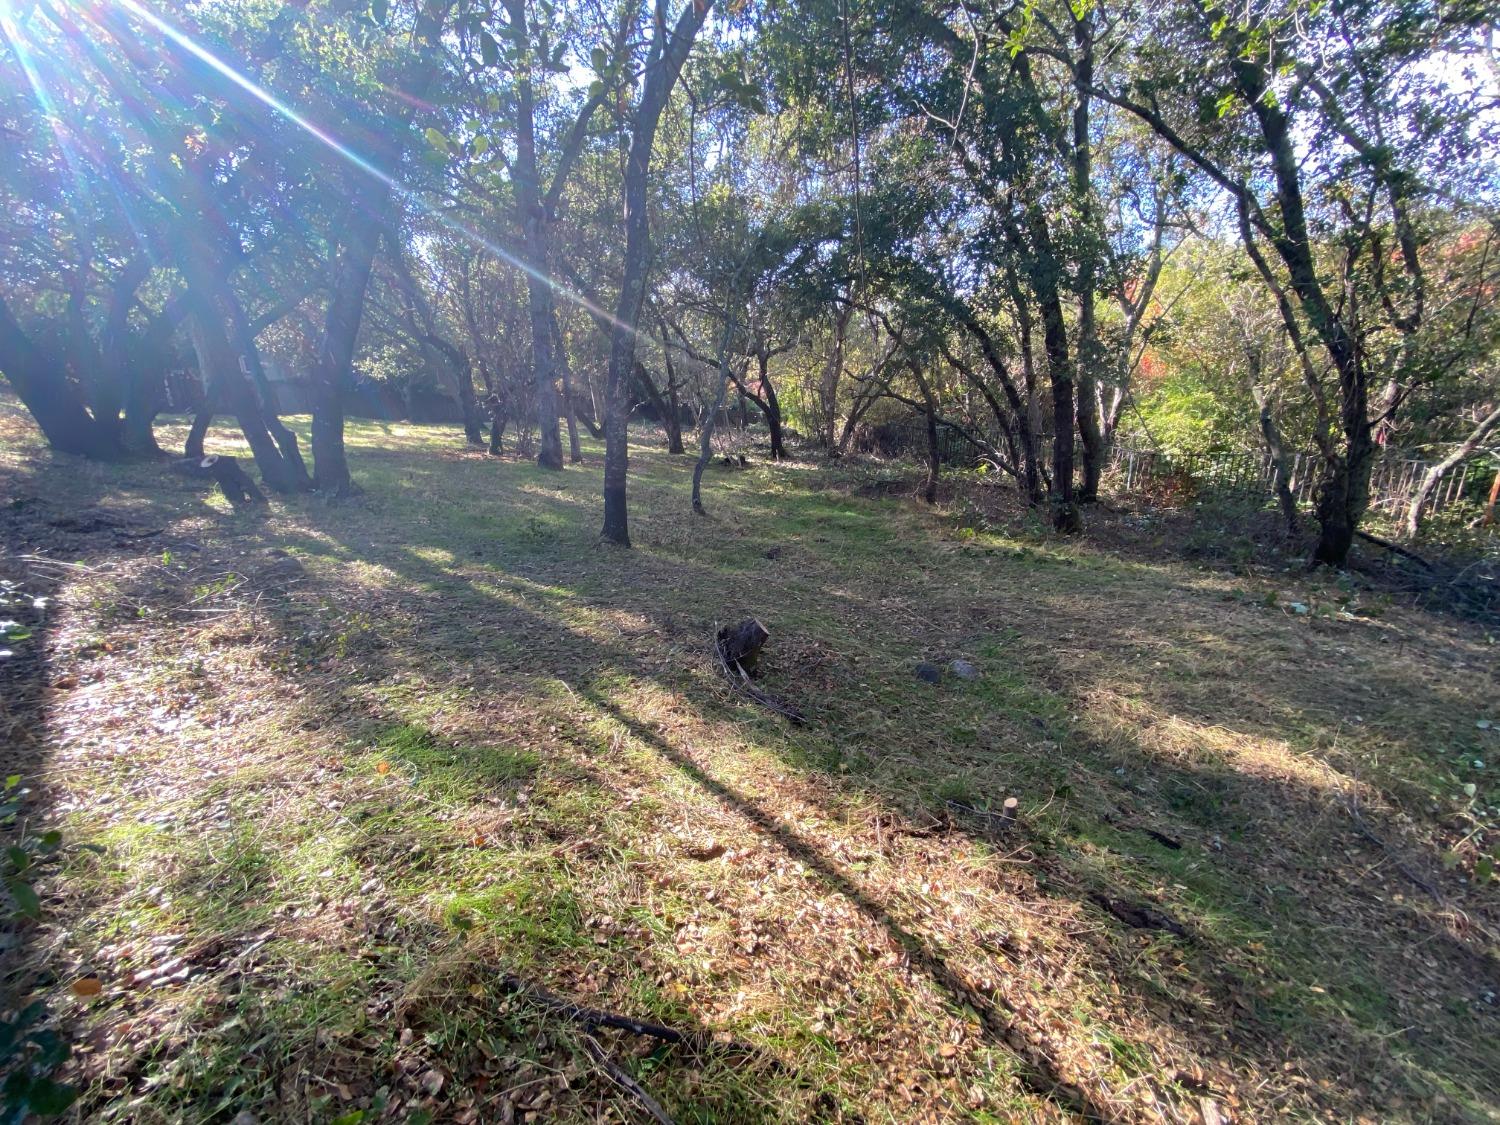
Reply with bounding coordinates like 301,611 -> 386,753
1341,796 -> 1446,904
495,974 -> 687,1043
582,1033 -> 676,1125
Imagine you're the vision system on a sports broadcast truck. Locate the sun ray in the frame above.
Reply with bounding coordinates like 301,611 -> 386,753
105,0 -> 635,341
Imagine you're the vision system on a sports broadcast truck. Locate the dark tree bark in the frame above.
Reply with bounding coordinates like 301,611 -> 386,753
0,294 -> 112,457
659,334 -> 686,454
185,305 -> 303,494
602,0 -> 713,545
1025,211 -> 1082,533
123,291 -> 193,457
224,290 -> 313,486
552,314 -> 582,462
185,404 -> 213,462
909,361 -> 942,504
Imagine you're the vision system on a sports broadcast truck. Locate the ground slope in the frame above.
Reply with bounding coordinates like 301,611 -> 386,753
2,401 -> 1497,1123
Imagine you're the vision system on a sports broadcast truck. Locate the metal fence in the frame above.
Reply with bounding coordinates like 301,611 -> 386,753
1111,446 -> 1486,517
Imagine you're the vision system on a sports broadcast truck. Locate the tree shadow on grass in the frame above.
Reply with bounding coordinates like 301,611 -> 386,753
28,418 -> 1500,1122
243,505 -> 1495,1120
270,446 -> 1497,1113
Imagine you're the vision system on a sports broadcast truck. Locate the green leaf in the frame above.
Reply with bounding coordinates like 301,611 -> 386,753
423,127 -> 449,153
480,30 -> 499,67
590,46 -> 607,71
24,1076 -> 77,1115
7,877 -> 40,918
472,135 -> 489,156
331,1112 -> 367,1125
1478,856 -> 1495,884
6,845 -> 29,873
5,775 -> 19,790
38,830 -> 62,853
370,0 -> 388,24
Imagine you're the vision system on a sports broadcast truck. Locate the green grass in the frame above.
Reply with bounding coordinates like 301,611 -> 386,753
2,400 -> 1497,1123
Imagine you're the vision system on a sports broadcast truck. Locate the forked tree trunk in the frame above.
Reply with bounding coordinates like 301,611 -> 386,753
1252,385 -> 1299,534
186,310 -> 304,494
225,291 -> 312,486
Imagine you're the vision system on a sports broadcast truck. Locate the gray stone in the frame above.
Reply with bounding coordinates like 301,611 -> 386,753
949,659 -> 979,681
914,662 -> 943,684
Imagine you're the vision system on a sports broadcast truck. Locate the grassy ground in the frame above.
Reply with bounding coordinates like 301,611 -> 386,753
2,398 -> 1498,1124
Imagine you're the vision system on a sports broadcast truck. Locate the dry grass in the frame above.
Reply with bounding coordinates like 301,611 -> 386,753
1,397 -> 1497,1124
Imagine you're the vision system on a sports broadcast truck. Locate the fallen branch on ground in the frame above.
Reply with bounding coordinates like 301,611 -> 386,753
1355,529 -> 1432,569
712,619 -> 806,724
495,974 -> 687,1042
582,1033 -> 676,1125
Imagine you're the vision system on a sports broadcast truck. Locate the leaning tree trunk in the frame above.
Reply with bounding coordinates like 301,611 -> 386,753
226,291 -> 312,487
1404,402 -> 1500,538
186,310 -> 303,493
0,294 -> 112,457
184,403 -> 213,461
311,193 -> 390,497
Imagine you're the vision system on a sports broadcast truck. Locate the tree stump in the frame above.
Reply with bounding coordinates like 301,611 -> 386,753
172,455 -> 266,509
716,618 -> 769,677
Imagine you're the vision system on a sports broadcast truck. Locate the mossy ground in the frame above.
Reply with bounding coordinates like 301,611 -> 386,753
2,398 -> 1497,1123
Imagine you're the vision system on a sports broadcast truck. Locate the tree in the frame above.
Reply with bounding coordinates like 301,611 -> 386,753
600,0 -> 715,546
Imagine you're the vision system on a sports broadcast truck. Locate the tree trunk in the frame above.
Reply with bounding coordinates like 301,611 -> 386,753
186,309 -> 302,493
764,373 -> 786,460
1252,385 -> 1299,534
185,405 -> 213,461
1001,258 -> 1046,506
692,319 -> 738,516
602,0 -> 712,545
1404,403 -> 1500,538
554,316 -> 582,462
662,342 -> 686,454
507,0 -> 565,472
1027,222 -> 1081,533
225,290 -> 313,487
311,203 -> 385,496
1070,13 -> 1106,503
122,293 -> 191,458
910,362 -> 941,503
0,294 -> 112,457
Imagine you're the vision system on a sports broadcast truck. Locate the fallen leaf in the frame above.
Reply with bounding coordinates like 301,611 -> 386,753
71,976 -> 102,997
376,761 -> 391,775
